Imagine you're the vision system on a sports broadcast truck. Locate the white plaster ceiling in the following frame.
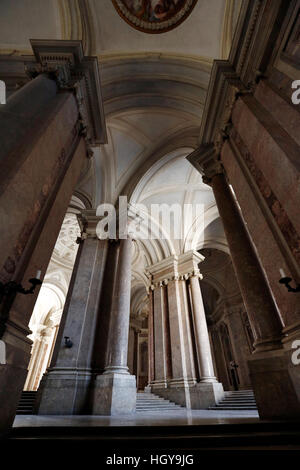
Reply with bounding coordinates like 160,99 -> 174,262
0,0 -> 238,310
92,0 -> 225,58
96,107 -> 201,204
0,0 -> 230,59
52,213 -> 80,269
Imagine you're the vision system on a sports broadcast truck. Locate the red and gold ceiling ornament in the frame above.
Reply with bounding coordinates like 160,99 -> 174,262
112,0 -> 198,34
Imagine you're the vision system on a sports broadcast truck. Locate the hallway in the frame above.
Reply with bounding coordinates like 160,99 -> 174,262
10,412 -> 300,453
0,1 -> 299,452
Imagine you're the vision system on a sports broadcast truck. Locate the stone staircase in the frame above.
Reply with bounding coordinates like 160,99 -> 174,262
209,389 -> 257,410
16,390 -> 256,414
8,422 -> 300,450
136,392 -> 184,413
16,391 -> 37,415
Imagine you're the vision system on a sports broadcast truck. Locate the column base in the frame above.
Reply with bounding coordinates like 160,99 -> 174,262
192,382 -> 224,408
91,373 -> 136,415
150,381 -> 224,409
248,348 -> 300,420
37,368 -> 93,415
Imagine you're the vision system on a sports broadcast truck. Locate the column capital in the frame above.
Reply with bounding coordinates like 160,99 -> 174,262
147,255 -> 178,285
187,144 -> 224,185
177,250 -> 205,280
77,209 -> 101,239
147,251 -> 206,285
26,39 -> 106,145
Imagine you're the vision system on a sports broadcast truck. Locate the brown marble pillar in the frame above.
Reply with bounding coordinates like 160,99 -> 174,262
189,274 -> 217,383
151,281 -> 172,388
37,212 -> 109,415
92,237 -> 136,415
209,169 -> 283,353
92,240 -> 120,373
133,329 -> 139,388
104,237 -> 133,374
0,40 -> 106,433
147,254 -> 223,408
147,288 -> 155,385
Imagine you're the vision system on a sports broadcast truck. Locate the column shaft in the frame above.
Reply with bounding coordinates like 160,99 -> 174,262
92,240 -> 119,372
189,275 -> 217,383
38,235 -> 108,415
147,289 -> 155,383
105,238 -> 133,374
211,173 -> 283,352
92,237 -> 136,415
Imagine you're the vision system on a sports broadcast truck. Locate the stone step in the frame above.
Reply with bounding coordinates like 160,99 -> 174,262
136,406 -> 182,411
210,407 -> 258,410
136,392 -> 183,412
137,400 -> 171,403
16,391 -> 38,415
224,392 -> 255,395
209,389 -> 257,411
223,400 -> 256,403
136,405 -> 181,409
9,422 -> 300,449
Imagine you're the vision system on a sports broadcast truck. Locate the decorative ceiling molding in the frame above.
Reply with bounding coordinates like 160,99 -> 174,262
30,39 -> 107,144
57,0 -> 95,55
112,0 -> 197,34
220,0 -> 242,59
98,51 -> 213,68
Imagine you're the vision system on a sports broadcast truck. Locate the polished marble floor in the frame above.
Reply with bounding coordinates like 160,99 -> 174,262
13,409 -> 260,428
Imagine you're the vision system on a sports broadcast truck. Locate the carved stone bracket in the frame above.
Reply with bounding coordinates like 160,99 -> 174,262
26,40 -> 107,146
187,0 -> 274,175
77,209 -> 102,239
187,144 -> 224,185
147,251 -> 205,288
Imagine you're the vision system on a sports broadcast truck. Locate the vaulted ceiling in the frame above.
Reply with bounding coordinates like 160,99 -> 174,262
0,0 -> 242,318
0,0 -> 241,58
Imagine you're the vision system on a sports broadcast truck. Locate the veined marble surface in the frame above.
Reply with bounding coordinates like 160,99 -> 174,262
14,410 -> 259,428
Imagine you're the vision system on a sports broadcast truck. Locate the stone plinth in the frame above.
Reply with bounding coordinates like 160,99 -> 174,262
37,369 -> 93,415
92,373 -> 136,415
151,382 -> 224,409
248,349 -> 300,420
37,226 -> 108,415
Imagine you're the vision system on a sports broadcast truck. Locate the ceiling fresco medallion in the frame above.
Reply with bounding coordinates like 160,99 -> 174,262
112,0 -> 198,34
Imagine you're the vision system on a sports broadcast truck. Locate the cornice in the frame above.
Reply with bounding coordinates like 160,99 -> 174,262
0,40 -> 107,145
98,52 -> 213,70
187,0 -> 286,175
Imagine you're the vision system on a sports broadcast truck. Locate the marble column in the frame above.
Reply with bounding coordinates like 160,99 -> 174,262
151,281 -> 172,389
91,240 -> 120,373
147,288 -> 155,386
24,325 -> 53,391
37,211 -> 109,415
147,253 -> 223,408
133,329 -> 139,389
189,275 -> 217,383
178,251 -> 224,408
92,237 -> 136,415
0,40 -> 106,434
207,165 -> 283,353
